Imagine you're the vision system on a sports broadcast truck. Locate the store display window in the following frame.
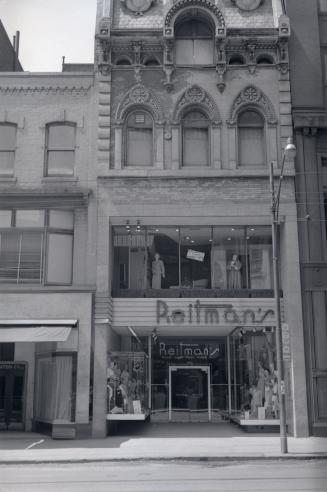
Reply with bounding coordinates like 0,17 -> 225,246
107,352 -> 148,418
230,328 -> 279,421
34,352 -> 77,423
112,225 -> 273,293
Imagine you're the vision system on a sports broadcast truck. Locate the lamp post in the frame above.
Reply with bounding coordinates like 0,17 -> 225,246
269,137 -> 296,455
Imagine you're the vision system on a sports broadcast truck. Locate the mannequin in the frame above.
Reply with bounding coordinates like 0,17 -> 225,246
152,252 -> 165,289
227,254 -> 242,289
256,361 -> 265,406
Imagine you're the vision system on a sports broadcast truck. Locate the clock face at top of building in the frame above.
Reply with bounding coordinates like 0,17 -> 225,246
122,0 -> 155,14
233,0 -> 263,11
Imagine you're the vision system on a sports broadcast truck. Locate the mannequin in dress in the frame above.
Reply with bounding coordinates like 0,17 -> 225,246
152,252 -> 165,289
227,254 -> 242,288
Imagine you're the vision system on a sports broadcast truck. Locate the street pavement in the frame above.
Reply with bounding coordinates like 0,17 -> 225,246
0,460 -> 326,491
0,422 -> 327,463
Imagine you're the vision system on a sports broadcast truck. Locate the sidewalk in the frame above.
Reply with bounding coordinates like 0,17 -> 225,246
0,427 -> 327,464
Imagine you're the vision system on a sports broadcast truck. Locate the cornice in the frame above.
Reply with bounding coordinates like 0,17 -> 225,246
0,85 -> 93,96
293,111 -> 327,129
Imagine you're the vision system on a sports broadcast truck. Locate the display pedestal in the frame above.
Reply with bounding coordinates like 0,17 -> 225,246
230,414 -> 280,432
106,412 -> 149,421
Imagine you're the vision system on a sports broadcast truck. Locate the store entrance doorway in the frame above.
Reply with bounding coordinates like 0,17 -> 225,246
0,363 -> 25,430
169,366 -> 211,422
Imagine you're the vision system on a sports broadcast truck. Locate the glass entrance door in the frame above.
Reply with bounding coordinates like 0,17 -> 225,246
0,365 -> 25,430
169,366 -> 211,422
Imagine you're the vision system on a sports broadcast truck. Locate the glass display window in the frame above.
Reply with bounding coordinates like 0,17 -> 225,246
147,227 -> 180,289
34,353 -> 77,423
230,328 -> 279,421
180,227 -> 212,288
212,227 -> 245,289
107,352 -> 148,418
112,225 -> 274,294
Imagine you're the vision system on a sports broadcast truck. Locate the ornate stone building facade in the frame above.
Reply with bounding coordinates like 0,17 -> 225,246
92,0 -> 309,438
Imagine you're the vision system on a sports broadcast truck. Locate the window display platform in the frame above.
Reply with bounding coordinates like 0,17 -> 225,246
106,412 -> 149,421
229,414 -> 280,432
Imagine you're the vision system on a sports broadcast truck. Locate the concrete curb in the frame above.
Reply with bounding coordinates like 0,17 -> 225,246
1,454 -> 327,465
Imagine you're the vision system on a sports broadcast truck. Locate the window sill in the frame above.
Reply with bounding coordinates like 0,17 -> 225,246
112,289 -> 278,299
0,176 -> 17,182
42,176 -> 78,183
102,168 -> 295,178
0,284 -> 96,293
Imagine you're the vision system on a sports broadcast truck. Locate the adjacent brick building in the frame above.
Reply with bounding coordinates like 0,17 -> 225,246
0,20 -> 23,72
0,23 -> 95,436
285,0 -> 327,437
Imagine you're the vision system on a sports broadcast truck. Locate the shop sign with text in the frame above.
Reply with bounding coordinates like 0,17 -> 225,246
158,341 -> 221,359
156,300 -> 276,326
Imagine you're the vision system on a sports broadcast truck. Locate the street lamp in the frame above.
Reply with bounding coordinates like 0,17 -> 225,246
269,136 -> 296,455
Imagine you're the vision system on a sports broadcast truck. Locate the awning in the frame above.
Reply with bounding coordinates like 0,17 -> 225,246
0,326 -> 72,342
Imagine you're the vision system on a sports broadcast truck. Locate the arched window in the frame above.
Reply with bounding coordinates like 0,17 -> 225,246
256,55 -> 274,65
175,17 -> 214,65
143,58 -> 160,67
182,110 -> 209,167
115,57 -> 132,66
229,54 -> 246,66
45,123 -> 76,176
126,110 -> 153,167
238,110 -> 265,166
0,123 -> 17,176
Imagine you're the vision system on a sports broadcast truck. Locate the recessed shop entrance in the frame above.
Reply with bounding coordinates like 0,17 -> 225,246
169,366 -> 211,422
0,363 -> 26,430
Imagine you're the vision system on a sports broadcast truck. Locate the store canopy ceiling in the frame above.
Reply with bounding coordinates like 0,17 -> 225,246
0,320 -> 77,342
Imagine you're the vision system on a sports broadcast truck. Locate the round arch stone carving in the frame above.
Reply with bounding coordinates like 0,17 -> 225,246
115,84 -> 164,124
228,86 -> 277,126
172,85 -> 221,125
165,0 -> 225,29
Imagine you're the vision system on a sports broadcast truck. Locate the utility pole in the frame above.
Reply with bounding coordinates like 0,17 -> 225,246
269,160 -> 288,454
268,137 -> 296,453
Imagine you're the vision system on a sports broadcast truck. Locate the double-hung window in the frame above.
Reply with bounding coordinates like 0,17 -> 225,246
45,123 -> 76,176
182,110 -> 209,167
175,18 -> 214,65
238,110 -> 265,166
126,110 -> 153,167
0,123 -> 16,176
0,209 -> 74,284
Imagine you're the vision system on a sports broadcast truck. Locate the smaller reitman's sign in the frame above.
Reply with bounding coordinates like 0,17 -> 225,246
156,300 -> 276,326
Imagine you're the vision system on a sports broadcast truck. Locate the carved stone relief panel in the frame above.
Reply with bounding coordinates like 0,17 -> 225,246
121,0 -> 155,15
232,0 -> 263,11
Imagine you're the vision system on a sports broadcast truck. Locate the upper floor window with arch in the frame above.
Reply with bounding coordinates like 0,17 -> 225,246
182,110 -> 209,167
238,110 -> 265,166
45,123 -> 76,176
0,123 -> 17,176
175,17 -> 214,65
126,110 -> 153,167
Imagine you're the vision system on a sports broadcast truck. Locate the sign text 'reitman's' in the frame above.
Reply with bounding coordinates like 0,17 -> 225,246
156,300 -> 275,325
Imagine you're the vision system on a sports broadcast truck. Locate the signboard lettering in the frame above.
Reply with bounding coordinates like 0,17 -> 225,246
0,362 -> 25,371
156,300 -> 275,326
159,341 -> 220,359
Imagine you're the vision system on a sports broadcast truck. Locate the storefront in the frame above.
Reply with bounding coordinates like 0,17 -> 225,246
108,297 -> 285,429
0,292 -> 92,437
